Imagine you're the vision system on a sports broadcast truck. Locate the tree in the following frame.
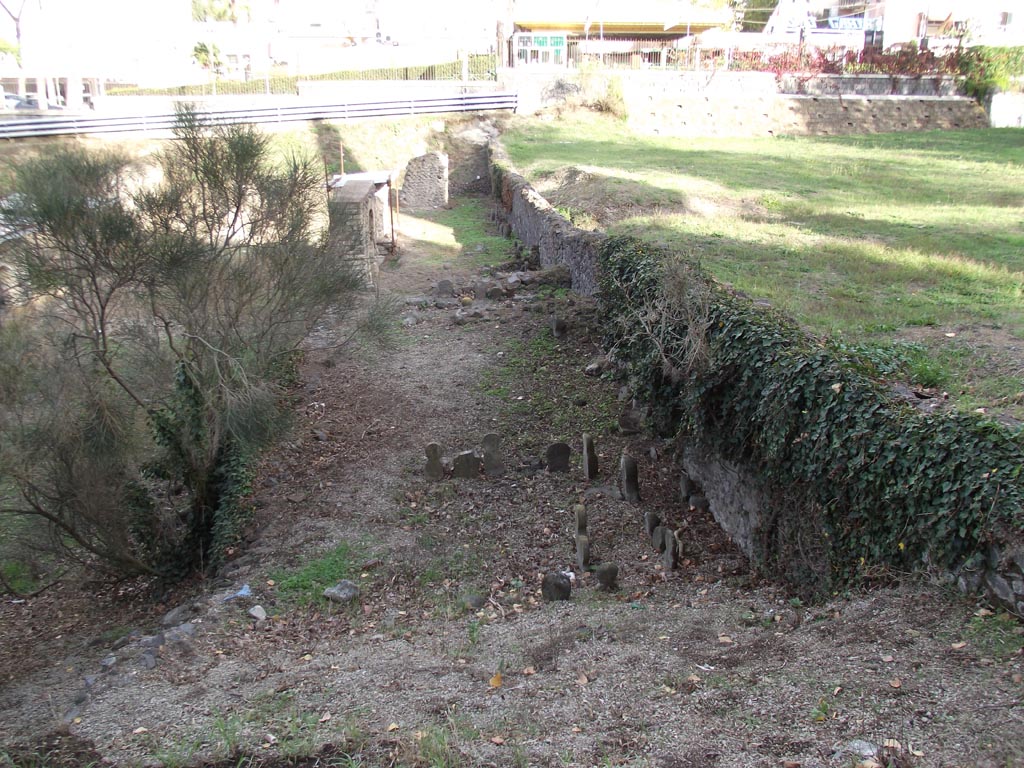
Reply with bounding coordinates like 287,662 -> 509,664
0,0 -> 28,64
732,0 -> 780,32
0,107 -> 369,581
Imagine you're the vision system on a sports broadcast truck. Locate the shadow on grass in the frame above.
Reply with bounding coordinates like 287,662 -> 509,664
618,218 -> 1024,336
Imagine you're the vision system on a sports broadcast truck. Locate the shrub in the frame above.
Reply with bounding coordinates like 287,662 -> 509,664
599,236 -> 1024,592
0,106 -> 368,580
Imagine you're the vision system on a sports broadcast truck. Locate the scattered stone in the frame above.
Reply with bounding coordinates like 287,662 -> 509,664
582,433 -> 599,480
140,633 -> 165,649
486,284 -> 505,300
644,510 -> 661,538
688,494 -> 710,513
541,572 -> 572,602
164,623 -> 197,644
573,504 -> 588,536
401,314 -> 419,328
551,316 -> 567,339
649,446 -> 658,460
100,655 -> 117,672
652,525 -> 668,554
534,264 -> 571,288
313,429 -> 329,442
452,450 -> 482,479
435,278 -> 454,297
140,651 -> 157,670
160,602 -> 195,628
461,593 -> 488,610
323,580 -> 360,604
584,357 -> 606,377
679,471 -> 695,502
575,534 -> 591,571
595,563 -> 619,591
986,572 -> 1014,605
662,536 -> 677,571
545,442 -> 571,473
620,453 -> 641,503
453,310 -> 469,326
481,433 -> 504,477
425,442 -> 445,481
834,740 -> 880,761
110,631 -> 137,651
285,492 -> 307,504
248,605 -> 267,622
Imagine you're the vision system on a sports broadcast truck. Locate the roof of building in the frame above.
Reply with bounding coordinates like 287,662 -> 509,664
513,0 -> 732,36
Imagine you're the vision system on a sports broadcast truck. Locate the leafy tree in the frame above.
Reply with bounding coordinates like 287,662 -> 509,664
193,41 -> 223,76
733,0 -> 780,32
0,107 -> 369,581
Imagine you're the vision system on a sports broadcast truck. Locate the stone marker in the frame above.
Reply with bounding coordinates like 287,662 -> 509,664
673,528 -> 687,559
679,471 -> 695,502
573,504 -> 588,536
662,535 -> 677,571
541,572 -> 571,602
618,402 -> 644,435
643,510 -> 661,538
620,453 -> 640,503
575,534 -> 591,571
435,278 -> 454,297
582,433 -> 599,480
652,525 -> 667,553
546,442 -> 571,473
688,494 -> 710,513
481,433 -> 504,477
595,563 -> 619,591
323,579 -> 360,604
452,450 -> 481,479
425,442 -> 444,480
551,316 -> 567,339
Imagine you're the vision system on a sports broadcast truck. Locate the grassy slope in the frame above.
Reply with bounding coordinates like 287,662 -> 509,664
502,112 -> 1024,416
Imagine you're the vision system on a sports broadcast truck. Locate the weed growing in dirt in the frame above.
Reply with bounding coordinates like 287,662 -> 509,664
965,611 -> 1024,659
271,541 -> 363,606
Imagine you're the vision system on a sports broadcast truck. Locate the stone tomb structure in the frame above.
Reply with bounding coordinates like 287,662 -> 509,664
400,151 -> 449,211
327,173 -> 393,286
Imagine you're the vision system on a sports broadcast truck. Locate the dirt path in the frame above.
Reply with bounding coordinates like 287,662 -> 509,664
1,200 -> 1022,768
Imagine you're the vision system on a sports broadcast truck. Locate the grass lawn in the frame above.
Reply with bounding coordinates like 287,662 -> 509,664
502,112 -> 1024,419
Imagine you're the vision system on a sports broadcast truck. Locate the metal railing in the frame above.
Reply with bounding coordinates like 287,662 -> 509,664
0,91 -> 518,139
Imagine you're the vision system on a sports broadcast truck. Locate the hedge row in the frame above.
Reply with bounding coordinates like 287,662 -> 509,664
598,236 -> 1023,589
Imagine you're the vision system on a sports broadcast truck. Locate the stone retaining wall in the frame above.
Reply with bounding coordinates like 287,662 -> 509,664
503,69 -> 991,136
633,93 -> 987,138
487,138 -> 1023,617
489,142 -> 602,296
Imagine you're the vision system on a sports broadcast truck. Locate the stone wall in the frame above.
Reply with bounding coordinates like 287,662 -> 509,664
487,138 -> 1024,617
327,181 -> 377,286
777,73 -> 958,96
400,151 -> 449,211
489,143 -> 602,296
502,69 -> 991,136
632,93 -> 987,138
